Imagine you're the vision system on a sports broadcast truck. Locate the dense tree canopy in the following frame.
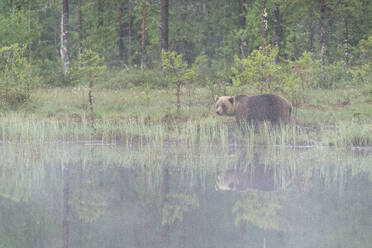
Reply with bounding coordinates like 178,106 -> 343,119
0,0 -> 371,90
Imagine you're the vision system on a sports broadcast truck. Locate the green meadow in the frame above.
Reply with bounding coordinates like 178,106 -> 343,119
1,83 -> 370,147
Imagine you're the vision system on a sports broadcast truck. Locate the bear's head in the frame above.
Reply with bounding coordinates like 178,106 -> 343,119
214,95 -> 235,116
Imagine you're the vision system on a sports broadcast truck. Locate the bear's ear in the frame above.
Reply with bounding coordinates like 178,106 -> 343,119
214,95 -> 219,102
228,97 -> 234,104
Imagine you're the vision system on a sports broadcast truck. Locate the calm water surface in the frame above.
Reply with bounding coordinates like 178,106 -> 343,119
1,142 -> 372,248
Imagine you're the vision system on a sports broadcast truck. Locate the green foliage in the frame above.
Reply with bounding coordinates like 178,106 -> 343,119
162,50 -> 197,111
96,69 -> 165,89
350,63 -> 372,85
350,36 -> 372,85
36,59 -> 65,86
232,192 -> 284,232
70,179 -> 107,223
0,10 -> 40,47
231,46 -> 282,95
162,193 -> 199,225
162,50 -> 196,85
0,44 -> 37,109
325,60 -> 350,88
286,51 -> 321,105
191,52 -> 210,85
235,0 -> 262,54
71,49 -> 106,86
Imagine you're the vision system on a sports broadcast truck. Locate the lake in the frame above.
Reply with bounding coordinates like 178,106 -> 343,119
1,141 -> 371,248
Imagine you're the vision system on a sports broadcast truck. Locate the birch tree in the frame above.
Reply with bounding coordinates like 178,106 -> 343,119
273,1 -> 281,62
263,0 -> 269,53
78,0 -> 83,55
141,0 -> 147,69
239,0 -> 248,58
319,0 -> 328,82
60,0 -> 70,76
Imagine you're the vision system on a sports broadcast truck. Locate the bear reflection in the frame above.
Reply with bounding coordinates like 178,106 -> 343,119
216,149 -> 287,192
216,165 -> 278,192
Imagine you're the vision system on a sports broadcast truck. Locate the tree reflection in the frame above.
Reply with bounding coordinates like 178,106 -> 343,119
0,143 -> 371,247
61,160 -> 70,248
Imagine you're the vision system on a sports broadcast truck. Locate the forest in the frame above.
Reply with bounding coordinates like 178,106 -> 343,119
1,2 -> 372,247
0,0 -> 371,145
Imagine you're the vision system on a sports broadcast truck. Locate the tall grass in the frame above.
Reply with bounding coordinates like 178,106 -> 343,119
1,85 -> 371,148
1,113 -> 371,149
321,121 -> 372,147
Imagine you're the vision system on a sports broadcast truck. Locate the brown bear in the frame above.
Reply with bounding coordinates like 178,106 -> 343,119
215,166 -> 276,192
214,94 -> 292,128
216,147 -> 291,192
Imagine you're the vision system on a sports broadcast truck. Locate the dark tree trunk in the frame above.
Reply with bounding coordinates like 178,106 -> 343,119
239,0 -> 246,29
61,161 -> 70,248
263,0 -> 268,53
60,0 -> 70,76
78,0 -> 83,55
128,1 -> 134,66
118,1 -> 127,68
98,0 -> 104,27
161,0 -> 169,51
239,0 -> 248,58
273,2 -> 280,62
308,0 -> 314,53
176,81 -> 181,112
293,30 -> 300,59
88,81 -> 95,131
141,164 -> 148,248
319,0 -> 327,81
141,0 -> 147,69
78,162 -> 84,247
161,163 -> 170,248
28,0 -> 32,60
343,12 -> 349,74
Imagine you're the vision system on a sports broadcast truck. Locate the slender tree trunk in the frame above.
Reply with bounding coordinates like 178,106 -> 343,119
98,0 -> 104,27
176,82 -> 181,112
78,162 -> 84,247
61,161 -> 70,248
78,0 -> 83,55
319,0 -> 327,82
239,0 -> 246,29
263,0 -> 268,53
161,162 -> 170,248
141,164 -> 148,248
28,0 -> 32,61
293,30 -> 299,59
118,1 -> 127,68
141,0 -> 147,70
343,12 -> 349,75
239,0 -> 248,58
60,0 -> 70,76
128,1 -> 134,66
273,2 -> 280,62
119,168 -> 126,238
308,0 -> 314,53
161,0 -> 169,51
88,81 -> 95,131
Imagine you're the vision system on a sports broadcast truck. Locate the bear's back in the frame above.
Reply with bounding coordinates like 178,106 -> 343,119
234,94 -> 291,124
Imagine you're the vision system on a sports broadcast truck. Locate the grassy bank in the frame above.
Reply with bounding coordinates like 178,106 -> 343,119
0,85 -> 371,147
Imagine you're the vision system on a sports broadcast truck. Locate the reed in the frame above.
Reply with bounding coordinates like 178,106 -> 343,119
0,85 -> 371,148
1,112 -> 371,150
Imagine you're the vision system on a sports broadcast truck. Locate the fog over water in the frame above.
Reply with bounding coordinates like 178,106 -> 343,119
1,142 -> 371,248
